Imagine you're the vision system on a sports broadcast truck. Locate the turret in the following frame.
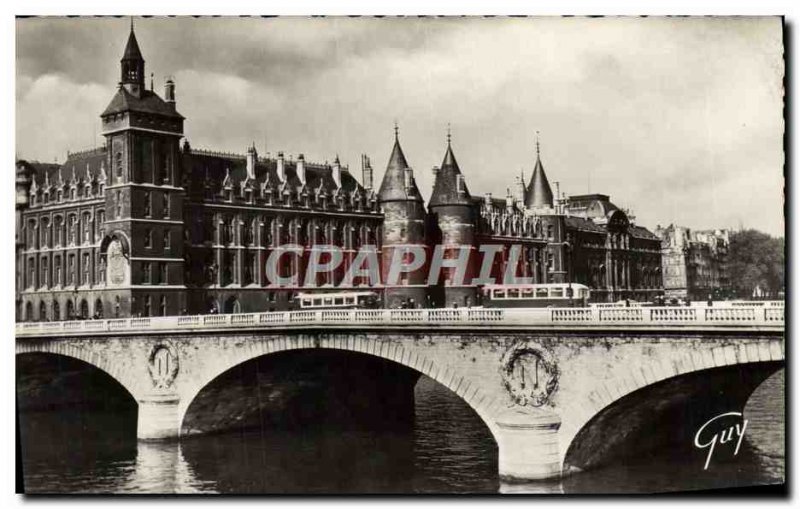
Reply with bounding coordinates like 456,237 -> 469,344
377,126 -> 428,309
427,129 -> 477,307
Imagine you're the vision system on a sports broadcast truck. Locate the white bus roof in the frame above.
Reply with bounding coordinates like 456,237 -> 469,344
482,283 -> 590,290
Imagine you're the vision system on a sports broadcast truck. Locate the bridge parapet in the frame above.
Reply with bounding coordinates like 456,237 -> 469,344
16,304 -> 785,338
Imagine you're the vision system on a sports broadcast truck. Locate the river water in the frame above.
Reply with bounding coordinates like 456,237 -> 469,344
19,369 -> 784,494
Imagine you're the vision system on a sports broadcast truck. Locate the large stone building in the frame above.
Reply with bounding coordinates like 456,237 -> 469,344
654,224 -> 730,301
15,26 -> 663,320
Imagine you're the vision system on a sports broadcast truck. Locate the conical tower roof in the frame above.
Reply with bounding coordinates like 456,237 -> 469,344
122,25 -> 144,62
525,142 -> 553,209
429,139 -> 472,207
377,132 -> 423,203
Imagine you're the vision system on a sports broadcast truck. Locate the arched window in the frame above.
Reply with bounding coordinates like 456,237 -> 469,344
39,301 -> 47,322
79,299 -> 88,320
52,301 -> 60,321
94,299 -> 103,319
25,302 -> 33,322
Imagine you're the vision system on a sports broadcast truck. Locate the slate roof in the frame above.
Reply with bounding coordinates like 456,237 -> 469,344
102,87 -> 184,119
565,215 -> 606,233
23,148 -> 108,190
525,155 -> 553,208
122,29 -> 144,62
184,150 -> 365,198
377,138 -> 424,203
428,142 -> 472,207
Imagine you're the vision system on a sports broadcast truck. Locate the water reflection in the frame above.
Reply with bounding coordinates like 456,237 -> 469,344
18,370 -> 783,494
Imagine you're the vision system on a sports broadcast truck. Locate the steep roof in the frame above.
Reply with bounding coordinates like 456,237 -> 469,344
183,150 -> 365,197
377,137 -> 424,203
102,87 -> 184,119
525,154 -> 553,209
122,28 -> 144,62
428,142 -> 472,207
24,148 -> 107,189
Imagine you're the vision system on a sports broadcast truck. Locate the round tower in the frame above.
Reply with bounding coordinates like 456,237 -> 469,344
377,128 -> 428,309
427,132 -> 477,308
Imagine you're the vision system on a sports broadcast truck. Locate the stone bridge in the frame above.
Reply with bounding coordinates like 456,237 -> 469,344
16,305 -> 785,482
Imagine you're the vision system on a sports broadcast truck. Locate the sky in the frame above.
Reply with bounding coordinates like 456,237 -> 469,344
15,16 -> 785,236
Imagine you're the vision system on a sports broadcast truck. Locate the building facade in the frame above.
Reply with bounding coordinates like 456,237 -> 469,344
15,27 -> 663,320
654,224 -> 731,301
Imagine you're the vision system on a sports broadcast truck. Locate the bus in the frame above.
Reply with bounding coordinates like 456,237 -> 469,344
296,291 -> 380,310
481,283 -> 591,308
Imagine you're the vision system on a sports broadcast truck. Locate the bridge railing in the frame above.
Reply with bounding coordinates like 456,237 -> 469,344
15,302 -> 785,337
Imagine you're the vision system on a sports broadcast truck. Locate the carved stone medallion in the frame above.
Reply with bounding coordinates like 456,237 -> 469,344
501,343 -> 559,407
148,342 -> 179,389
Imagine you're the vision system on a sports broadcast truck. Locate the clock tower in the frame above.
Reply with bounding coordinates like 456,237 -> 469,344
99,23 -> 186,317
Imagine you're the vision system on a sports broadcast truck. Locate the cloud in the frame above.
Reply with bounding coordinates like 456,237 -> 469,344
15,16 -> 785,236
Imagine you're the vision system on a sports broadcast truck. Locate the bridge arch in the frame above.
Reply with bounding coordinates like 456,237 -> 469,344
16,341 -> 143,400
559,340 -> 785,473
176,335 -> 502,443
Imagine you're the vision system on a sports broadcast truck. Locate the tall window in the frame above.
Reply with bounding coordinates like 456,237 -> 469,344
116,191 -> 122,217
162,152 -> 171,184
143,295 -> 151,317
159,263 -> 167,285
115,152 -> 123,180
162,192 -> 170,218
144,229 -> 152,249
68,215 -> 76,244
144,191 -> 152,217
41,263 -> 48,288
96,210 -> 105,237
163,230 -> 171,250
68,254 -> 75,285
82,253 -> 90,284
54,256 -> 61,285
82,213 -> 91,243
143,262 -> 152,284
160,295 -> 167,316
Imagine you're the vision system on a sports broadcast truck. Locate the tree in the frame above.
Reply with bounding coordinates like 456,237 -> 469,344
728,229 -> 785,299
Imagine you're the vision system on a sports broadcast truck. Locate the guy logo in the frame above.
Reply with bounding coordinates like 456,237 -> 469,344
693,411 -> 748,470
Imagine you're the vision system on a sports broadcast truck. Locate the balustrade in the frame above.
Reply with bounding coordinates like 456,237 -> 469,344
15,302 -> 785,337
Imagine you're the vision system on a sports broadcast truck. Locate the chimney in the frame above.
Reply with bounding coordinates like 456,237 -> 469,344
332,156 -> 341,188
404,167 -> 413,190
431,166 -> 440,180
276,152 -> 286,182
246,143 -> 257,180
484,192 -> 492,207
361,154 -> 373,190
296,154 -> 306,185
515,175 -> 526,205
165,77 -> 176,107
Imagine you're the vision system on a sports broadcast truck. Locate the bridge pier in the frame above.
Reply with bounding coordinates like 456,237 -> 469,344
137,394 -> 181,440
495,408 -> 562,482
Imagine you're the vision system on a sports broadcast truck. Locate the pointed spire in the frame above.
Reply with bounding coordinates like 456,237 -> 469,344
378,125 -> 422,203
430,127 -> 472,207
525,131 -> 554,209
122,21 -> 144,62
